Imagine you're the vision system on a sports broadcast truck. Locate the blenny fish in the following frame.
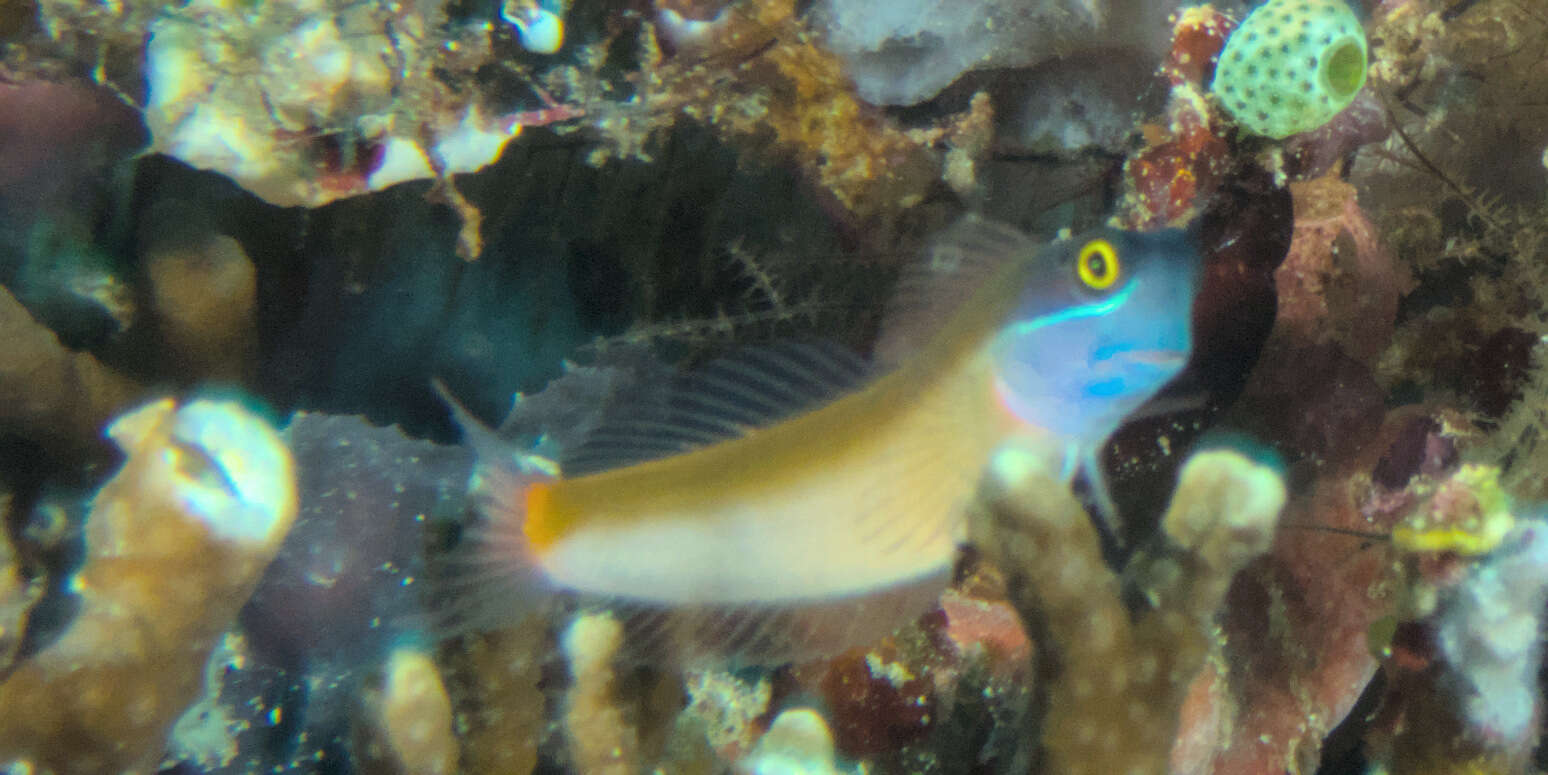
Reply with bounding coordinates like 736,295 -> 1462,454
442,215 -> 1203,662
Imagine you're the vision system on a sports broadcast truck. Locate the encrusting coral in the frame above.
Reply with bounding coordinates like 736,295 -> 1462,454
138,0 -> 526,211
640,0 -> 949,222
969,444 -> 1286,775
0,397 -> 296,774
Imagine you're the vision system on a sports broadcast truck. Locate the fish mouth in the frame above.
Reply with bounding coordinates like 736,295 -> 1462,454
1078,349 -> 1191,401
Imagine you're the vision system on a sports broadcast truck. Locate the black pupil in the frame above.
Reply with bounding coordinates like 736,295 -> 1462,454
1086,252 -> 1107,278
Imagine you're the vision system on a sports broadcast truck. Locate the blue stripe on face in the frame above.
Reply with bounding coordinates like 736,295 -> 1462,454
999,283 -> 1136,339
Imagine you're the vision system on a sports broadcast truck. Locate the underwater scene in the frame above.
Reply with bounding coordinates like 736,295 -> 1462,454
1,0 -> 1547,773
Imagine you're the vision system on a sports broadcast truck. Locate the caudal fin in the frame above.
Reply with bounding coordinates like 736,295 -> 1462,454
429,380 -> 562,639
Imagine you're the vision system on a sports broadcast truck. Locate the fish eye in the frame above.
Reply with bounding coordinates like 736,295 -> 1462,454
1076,239 -> 1120,290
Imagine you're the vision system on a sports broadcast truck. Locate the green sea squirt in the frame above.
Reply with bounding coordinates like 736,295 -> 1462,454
1211,0 -> 1369,138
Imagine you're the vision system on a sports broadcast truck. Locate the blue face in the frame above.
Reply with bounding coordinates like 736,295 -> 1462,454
990,227 -> 1203,448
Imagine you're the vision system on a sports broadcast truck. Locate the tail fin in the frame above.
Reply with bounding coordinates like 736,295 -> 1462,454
429,380 -> 562,639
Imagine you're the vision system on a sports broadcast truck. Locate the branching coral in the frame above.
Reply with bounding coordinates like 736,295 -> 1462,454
561,612 -> 642,775
1170,417 -> 1422,774
441,627 -> 549,775
969,445 -> 1285,774
357,649 -> 461,775
0,397 -> 296,774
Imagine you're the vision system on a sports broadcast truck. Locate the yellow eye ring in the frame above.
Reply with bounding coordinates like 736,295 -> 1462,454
1077,239 -> 1120,290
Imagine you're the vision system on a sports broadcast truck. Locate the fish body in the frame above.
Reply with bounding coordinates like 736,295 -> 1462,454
532,330 -> 1014,605
448,216 -> 1202,660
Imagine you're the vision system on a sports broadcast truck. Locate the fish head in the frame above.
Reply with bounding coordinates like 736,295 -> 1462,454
990,226 -> 1203,446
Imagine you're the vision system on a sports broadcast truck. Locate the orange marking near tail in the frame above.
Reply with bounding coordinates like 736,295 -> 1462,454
523,481 -> 562,550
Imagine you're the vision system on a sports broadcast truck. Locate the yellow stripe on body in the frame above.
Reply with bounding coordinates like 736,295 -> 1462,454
529,261 -> 1050,605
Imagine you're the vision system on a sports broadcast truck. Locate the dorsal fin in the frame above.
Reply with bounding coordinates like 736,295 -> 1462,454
560,340 -> 873,475
873,215 -> 1041,367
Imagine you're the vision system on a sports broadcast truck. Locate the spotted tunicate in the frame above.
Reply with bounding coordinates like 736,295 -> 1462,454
1210,0 -> 1368,139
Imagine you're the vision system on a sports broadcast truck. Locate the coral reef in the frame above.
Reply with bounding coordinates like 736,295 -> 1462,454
4,0 -> 1548,773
